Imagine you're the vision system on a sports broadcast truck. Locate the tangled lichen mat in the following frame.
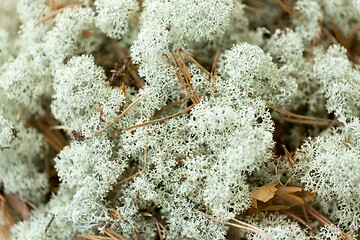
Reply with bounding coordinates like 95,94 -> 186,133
0,0 -> 360,239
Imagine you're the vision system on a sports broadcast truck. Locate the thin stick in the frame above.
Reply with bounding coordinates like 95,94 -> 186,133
44,214 -> 55,237
305,204 -> 351,240
34,3 -> 86,27
117,147 -> 148,185
283,210 -> 313,231
278,116 -> 330,126
320,25 -> 338,45
243,5 -> 265,14
104,228 -> 128,240
122,104 -> 194,132
158,222 -> 174,240
164,53 -> 197,104
302,205 -> 311,228
177,46 -> 201,103
179,49 -> 211,76
346,21 -> 360,47
102,229 -> 120,240
211,46 -> 221,92
152,98 -> 187,119
50,125 -> 75,131
331,22 -> 349,50
133,228 -> 140,240
156,222 -> 164,240
88,96 -> 143,138
76,234 -> 112,240
170,50 -> 198,104
195,210 -> 271,239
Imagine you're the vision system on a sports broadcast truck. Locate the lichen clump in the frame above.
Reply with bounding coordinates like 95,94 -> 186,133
1,0 -> 360,239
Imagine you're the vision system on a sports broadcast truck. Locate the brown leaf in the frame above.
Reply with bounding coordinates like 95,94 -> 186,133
251,183 -> 278,203
4,194 -> 30,220
249,183 -> 314,211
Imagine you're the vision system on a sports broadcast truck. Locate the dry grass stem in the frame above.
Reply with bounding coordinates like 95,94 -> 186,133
77,234 -> 113,240
283,210 -> 313,231
177,46 -> 201,103
117,147 -> 148,185
123,104 -> 194,131
179,49 -> 211,76
195,210 -> 271,239
210,46 -> 221,92
305,204 -> 351,240
278,116 -> 331,126
35,3 -> 87,27
156,222 -> 164,240
88,95 -> 143,138
152,98 -> 187,119
158,222 -> 174,240
243,4 -> 265,14
164,53 -> 197,104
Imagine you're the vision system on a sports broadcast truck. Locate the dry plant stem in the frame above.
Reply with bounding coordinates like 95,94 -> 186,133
278,116 -> 331,126
44,214 -> 55,237
195,210 -> 271,240
274,0 -> 299,19
179,49 -> 211,76
282,210 -> 313,231
164,53 -> 197,104
88,95 -> 143,139
211,46 -> 221,92
177,46 -> 201,103
331,22 -> 349,50
302,205 -> 310,226
320,25 -> 339,45
152,98 -> 187,119
77,234 -> 112,240
305,204 -> 351,240
107,205 -> 125,223
34,3 -> 87,27
103,228 -> 128,240
158,222 -> 174,240
50,125 -> 75,131
346,21 -> 360,47
170,50 -> 199,104
117,147 -> 148,185
156,222 -> 164,240
133,228 -> 140,240
201,202 -> 269,237
122,104 -> 194,131
243,4 -> 265,14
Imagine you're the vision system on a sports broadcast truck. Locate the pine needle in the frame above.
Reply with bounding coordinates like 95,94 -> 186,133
122,104 -> 194,132
34,3 -> 87,27
179,48 -> 211,76
164,53 -> 197,104
88,95 -> 143,138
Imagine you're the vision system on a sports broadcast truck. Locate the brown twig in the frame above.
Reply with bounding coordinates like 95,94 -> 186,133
88,96 -> 143,139
177,46 -> 201,103
34,3 -> 87,27
156,222 -> 164,240
283,210 -> 313,231
195,210 -> 271,239
210,46 -> 221,92
116,147 -> 148,185
122,104 -> 194,132
152,98 -> 187,119
179,48 -> 211,76
164,53 -> 197,104
305,204 -> 351,240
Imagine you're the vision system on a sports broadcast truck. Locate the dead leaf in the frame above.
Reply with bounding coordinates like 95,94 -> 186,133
250,183 -> 314,211
251,182 -> 278,203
